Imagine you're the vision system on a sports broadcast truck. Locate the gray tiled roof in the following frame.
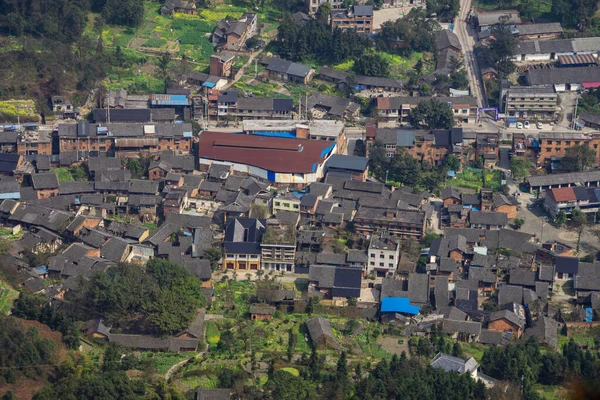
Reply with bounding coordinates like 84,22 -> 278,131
490,309 -> 525,329
442,319 -> 482,335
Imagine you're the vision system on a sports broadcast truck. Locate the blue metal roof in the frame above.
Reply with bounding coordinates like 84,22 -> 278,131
381,297 -> 420,315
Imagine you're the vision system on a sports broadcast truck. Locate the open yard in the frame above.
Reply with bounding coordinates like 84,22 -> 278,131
447,168 -> 502,192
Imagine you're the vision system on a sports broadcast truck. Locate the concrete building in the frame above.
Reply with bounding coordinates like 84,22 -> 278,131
260,222 -> 296,272
210,52 -> 235,78
368,234 -> 400,277
305,0 -> 344,15
513,37 -> 600,62
330,5 -> 374,33
212,13 -> 258,51
377,96 -> 478,124
500,86 -> 558,121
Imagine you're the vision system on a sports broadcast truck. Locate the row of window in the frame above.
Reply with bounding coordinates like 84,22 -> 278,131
274,201 -> 300,209
369,253 -> 395,259
369,261 -> 395,267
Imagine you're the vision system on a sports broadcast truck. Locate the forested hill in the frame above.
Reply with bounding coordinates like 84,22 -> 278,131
0,0 -> 143,110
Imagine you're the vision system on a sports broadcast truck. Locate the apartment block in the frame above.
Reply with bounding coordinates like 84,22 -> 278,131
330,5 -> 373,33
501,86 -> 558,121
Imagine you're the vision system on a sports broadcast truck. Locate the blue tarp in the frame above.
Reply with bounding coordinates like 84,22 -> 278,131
381,297 -> 420,315
202,81 -> 216,88
252,131 -> 297,139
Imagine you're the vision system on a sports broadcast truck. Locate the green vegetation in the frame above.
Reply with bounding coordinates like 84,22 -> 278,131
143,222 -> 157,234
511,158 -> 532,180
82,259 -> 206,335
53,168 -> 74,183
0,100 -> 37,122
448,169 -> 502,191
0,315 -> 58,383
140,351 -> 194,374
0,280 -> 19,315
206,321 -> 220,348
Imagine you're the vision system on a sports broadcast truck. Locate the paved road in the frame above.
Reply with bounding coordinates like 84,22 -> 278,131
454,0 -> 486,108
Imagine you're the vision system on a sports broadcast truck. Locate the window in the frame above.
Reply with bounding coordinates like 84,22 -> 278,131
370,253 -> 375,258
547,140 -> 553,144
226,254 -> 234,258
379,254 -> 385,259
293,204 -> 299,209
545,147 -> 552,152
389,255 -> 394,259
565,141 -> 571,145
556,141 -> 561,145
250,255 -> 258,259
274,201 -> 281,206
389,263 -> 394,268
370,261 -> 375,266
379,262 -> 384,267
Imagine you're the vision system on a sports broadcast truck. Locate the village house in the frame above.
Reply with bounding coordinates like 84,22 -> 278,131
261,57 -> 315,84
330,5 -> 374,33
249,304 -> 276,320
488,310 -> 525,338
212,13 -> 258,51
377,96 -> 478,124
223,218 -> 266,271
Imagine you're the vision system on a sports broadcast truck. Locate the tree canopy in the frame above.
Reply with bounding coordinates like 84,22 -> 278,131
407,98 -> 455,129
376,9 -> 440,55
488,23 -> 517,75
561,144 -> 596,172
353,53 -> 390,78
83,259 -> 205,335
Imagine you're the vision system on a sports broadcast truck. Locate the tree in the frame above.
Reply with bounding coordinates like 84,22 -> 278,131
513,217 -> 525,230
353,53 -> 390,77
347,297 -> 357,306
204,247 -> 223,271
407,98 -> 455,129
561,145 -> 596,172
452,342 -> 464,358
510,158 -> 531,180
556,210 -> 567,227
353,139 -> 366,157
443,154 -> 460,172
268,370 -> 317,400
571,209 -> 586,228
488,23 -> 517,74
157,52 -> 171,92
101,0 -> 144,27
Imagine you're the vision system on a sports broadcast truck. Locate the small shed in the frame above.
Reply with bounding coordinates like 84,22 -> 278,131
249,304 -> 276,321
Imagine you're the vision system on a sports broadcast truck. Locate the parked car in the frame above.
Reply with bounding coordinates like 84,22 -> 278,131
536,122 -> 543,129
523,121 -> 530,129
516,122 -> 523,129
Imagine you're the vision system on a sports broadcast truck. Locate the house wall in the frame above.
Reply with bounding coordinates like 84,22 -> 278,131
251,313 -> 273,320
36,188 -> 59,199
488,319 -> 522,338
224,253 -> 261,270
443,198 -> 461,207
149,168 -> 167,181
17,142 -> 52,155
449,249 -> 464,262
495,204 -> 517,219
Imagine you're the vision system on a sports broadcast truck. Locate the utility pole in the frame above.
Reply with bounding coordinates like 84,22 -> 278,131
572,97 -> 578,130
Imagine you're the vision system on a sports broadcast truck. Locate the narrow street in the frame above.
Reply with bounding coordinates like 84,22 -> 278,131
454,0 -> 486,109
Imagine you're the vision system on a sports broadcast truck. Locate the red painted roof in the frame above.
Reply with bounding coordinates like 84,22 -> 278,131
198,131 -> 335,173
547,187 -> 576,202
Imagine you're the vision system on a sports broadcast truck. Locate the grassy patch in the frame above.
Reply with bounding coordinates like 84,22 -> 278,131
143,222 -> 158,234
142,38 -> 167,48
0,100 -> 37,121
447,169 -> 501,192
0,280 -> 19,315
332,59 -> 354,72
462,342 -> 487,362
52,168 -> 74,183
0,228 -> 24,241
532,384 -> 568,400
207,321 -> 220,347
140,351 -> 193,375
280,367 -> 299,376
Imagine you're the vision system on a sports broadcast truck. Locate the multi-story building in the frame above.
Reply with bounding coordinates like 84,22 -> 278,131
305,0 -> 344,15
500,86 -> 558,121
212,13 -> 258,51
544,186 -> 600,217
228,98 -> 295,120
58,122 -> 193,158
210,52 -> 235,78
354,207 -> 426,239
17,130 -> 52,156
377,96 -> 478,124
537,132 -> 600,166
330,5 -> 373,33
223,218 -> 266,270
260,222 -> 296,272
370,128 -> 464,166
273,193 -> 301,215
367,234 -> 400,278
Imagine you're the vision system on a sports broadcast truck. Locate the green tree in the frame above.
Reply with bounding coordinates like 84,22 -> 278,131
452,342 -> 464,358
561,144 -> 596,172
443,154 -> 460,172
353,53 -> 390,77
407,98 -> 455,129
204,247 -> 223,271
353,139 -> 367,157
268,370 -> 317,400
510,158 -> 531,180
513,217 -> 525,230
489,23 -> 517,74
556,210 -> 567,226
